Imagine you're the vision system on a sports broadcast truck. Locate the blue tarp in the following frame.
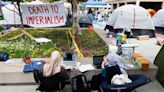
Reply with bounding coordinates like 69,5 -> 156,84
0,1 -> 10,6
80,0 -> 107,7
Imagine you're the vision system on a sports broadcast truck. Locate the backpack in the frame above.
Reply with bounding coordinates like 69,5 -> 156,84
90,73 -> 106,91
71,74 -> 90,92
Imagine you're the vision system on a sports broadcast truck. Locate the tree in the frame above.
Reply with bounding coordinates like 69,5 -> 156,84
2,0 -> 32,28
4,0 -> 84,49
2,0 -> 35,40
48,0 -> 83,50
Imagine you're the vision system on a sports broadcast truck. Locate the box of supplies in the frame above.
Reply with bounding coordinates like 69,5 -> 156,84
137,35 -> 149,40
133,53 -> 149,71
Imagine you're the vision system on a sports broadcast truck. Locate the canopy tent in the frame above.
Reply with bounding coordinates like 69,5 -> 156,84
107,4 -> 155,37
153,9 -> 164,34
80,0 -> 109,8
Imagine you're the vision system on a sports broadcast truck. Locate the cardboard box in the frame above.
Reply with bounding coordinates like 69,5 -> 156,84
157,37 -> 164,46
133,53 -> 149,70
133,53 -> 141,58
157,40 -> 164,46
137,58 -> 149,71
137,35 -> 149,40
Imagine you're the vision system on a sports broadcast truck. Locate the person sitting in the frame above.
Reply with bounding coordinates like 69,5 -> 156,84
91,53 -> 149,92
101,53 -> 128,81
33,51 -> 69,91
100,53 -> 150,92
91,53 -> 127,92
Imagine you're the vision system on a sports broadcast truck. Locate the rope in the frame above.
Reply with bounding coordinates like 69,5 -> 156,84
68,29 -> 83,59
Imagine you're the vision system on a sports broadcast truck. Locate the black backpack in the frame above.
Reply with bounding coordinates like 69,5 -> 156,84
71,74 -> 90,92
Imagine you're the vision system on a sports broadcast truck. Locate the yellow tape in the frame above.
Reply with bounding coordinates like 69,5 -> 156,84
68,29 -> 83,59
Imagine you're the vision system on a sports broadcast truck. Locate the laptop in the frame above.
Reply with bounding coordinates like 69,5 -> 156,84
93,55 -> 104,69
62,52 -> 77,67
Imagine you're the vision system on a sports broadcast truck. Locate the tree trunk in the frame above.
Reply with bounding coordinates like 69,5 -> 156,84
8,0 -> 35,40
71,0 -> 82,50
72,0 -> 78,37
16,0 -> 24,29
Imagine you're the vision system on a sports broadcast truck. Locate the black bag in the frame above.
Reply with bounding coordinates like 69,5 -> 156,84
91,73 -> 106,91
71,74 -> 90,92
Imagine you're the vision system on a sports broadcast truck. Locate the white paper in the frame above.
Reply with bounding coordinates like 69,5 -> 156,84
34,38 -> 51,43
5,59 -> 23,64
79,64 -> 95,72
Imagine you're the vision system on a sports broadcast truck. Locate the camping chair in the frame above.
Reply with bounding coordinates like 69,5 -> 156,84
33,69 -> 66,92
99,74 -> 150,92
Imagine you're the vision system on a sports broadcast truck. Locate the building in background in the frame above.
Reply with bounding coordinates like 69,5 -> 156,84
103,0 -> 164,11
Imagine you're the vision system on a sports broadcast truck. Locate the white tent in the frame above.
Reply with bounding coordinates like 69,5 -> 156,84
64,2 -> 71,8
22,0 -> 44,4
153,9 -> 164,27
0,0 -> 45,25
107,5 -> 155,30
0,4 -> 21,25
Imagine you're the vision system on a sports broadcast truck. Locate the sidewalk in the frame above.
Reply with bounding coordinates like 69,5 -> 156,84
93,28 -> 162,63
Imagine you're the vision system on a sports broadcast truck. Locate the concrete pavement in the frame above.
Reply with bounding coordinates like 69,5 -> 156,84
93,28 -> 162,63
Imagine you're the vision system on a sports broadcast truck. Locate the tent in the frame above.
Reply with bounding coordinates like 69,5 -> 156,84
0,1 -> 10,6
153,9 -> 164,28
107,4 -> 155,37
78,14 -> 94,27
22,0 -> 44,4
64,2 -> 71,8
80,0 -> 108,8
0,1 -> 45,25
147,9 -> 156,17
153,9 -> 164,34
0,4 -> 21,25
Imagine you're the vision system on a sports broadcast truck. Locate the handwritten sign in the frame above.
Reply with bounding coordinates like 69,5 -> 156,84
21,2 -> 66,27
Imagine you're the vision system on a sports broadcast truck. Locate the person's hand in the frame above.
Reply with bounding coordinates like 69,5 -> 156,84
101,56 -> 108,68
103,56 -> 108,62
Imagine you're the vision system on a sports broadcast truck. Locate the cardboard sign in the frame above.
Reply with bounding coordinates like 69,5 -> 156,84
21,2 -> 66,27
